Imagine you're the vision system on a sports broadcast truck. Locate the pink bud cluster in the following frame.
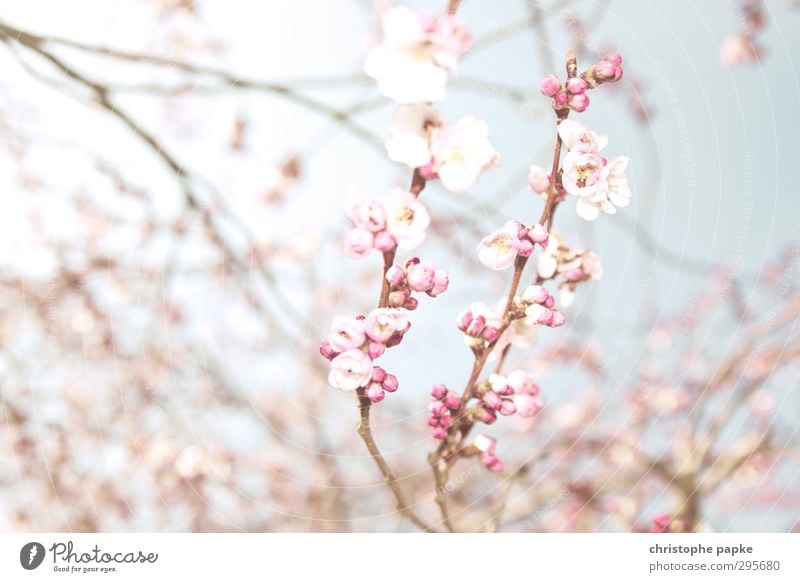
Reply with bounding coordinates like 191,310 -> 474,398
428,383 -> 461,439
457,305 -> 502,347
540,53 -> 623,113
519,285 -> 566,328
363,365 -> 399,403
320,308 -> 410,397
473,435 -> 502,472
385,257 -> 449,309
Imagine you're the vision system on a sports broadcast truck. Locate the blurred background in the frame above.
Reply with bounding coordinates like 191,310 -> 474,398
0,0 -> 798,532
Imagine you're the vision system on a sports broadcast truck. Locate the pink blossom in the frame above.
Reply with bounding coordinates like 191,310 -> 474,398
328,349 -> 373,391
364,308 -> 409,343
557,120 -> 608,154
429,269 -> 449,296
384,189 -> 431,249
561,151 -> 606,199
430,117 -> 499,192
406,262 -> 435,292
720,33 -> 760,68
540,74 -> 561,97
328,316 -> 366,352
527,165 -> 551,194
346,198 -> 386,232
477,221 -> 521,271
385,105 -> 442,168
343,228 -> 373,258
364,7 -> 470,104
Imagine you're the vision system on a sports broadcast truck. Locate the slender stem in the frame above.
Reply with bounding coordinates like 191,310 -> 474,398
354,169 -> 435,532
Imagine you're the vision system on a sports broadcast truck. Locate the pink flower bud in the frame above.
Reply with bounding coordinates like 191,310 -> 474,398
371,366 -> 386,383
564,267 -> 584,282
367,341 -> 386,359
472,406 -> 497,424
427,415 -> 440,428
527,223 -> 549,245
403,297 -> 419,310
388,289 -> 409,307
365,382 -> 385,403
407,263 -> 435,292
605,53 -> 623,66
527,166 -> 551,194
569,93 -> 590,112
482,326 -> 500,342
344,228 -> 374,258
319,341 -> 338,360
522,285 -> 548,305
536,308 -> 554,326
483,391 -> 503,410
431,383 -> 448,399
495,383 -> 514,396
553,91 -> 569,108
457,310 -> 473,331
373,230 -> 397,253
474,434 -> 497,454
466,315 -> 486,336
551,311 -> 566,327
499,400 -> 517,416
566,77 -> 588,94
439,415 -> 453,428
544,294 -> 555,309
443,392 -> 461,410
517,239 -> 534,257
382,373 -> 399,392
513,393 -> 543,417
483,454 -> 503,472
540,74 -> 561,97
385,265 -> 405,286
429,401 -> 448,418
432,427 -> 448,439
429,270 -> 449,297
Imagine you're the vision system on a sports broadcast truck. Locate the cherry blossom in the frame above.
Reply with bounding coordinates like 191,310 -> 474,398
328,349 -> 374,391
364,7 -> 471,104
477,221 -> 549,271
557,119 -> 608,154
385,105 -> 443,168
429,117 -> 499,192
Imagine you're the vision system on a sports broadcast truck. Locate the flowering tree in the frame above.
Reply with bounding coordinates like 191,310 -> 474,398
0,0 -> 797,533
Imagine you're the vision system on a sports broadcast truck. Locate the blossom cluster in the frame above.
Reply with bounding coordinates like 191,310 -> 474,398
482,370 -> 544,420
320,309 -> 409,397
557,119 -> 631,220
537,231 -> 603,307
386,106 -> 499,192
477,220 -> 550,271
428,383 -> 461,439
540,53 -> 623,112
365,7 -> 471,104
385,257 -> 449,309
343,189 -> 430,258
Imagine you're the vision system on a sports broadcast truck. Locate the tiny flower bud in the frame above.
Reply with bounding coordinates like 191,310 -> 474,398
484,454 -> 503,472
373,230 -> 397,253
566,77 -> 588,94
564,267 -> 584,282
432,426 -> 448,439
482,326 -> 500,342
540,74 -> 561,97
382,373 -> 399,392
517,239 -> 534,257
443,392 -> 461,410
403,297 -> 419,310
319,341 -> 338,360
553,91 -> 569,108
527,223 -> 549,245
365,382 -> 385,403
472,406 -> 497,424
439,414 -> 453,428
429,400 -> 448,418
499,400 -> 517,416
428,415 -> 441,428
457,310 -> 473,331
367,342 -> 386,359
428,270 -> 449,297
605,53 -> 623,66
344,228 -> 374,259
407,263 -> 436,292
522,285 -> 548,305
483,391 -> 503,410
551,311 -> 566,327
466,315 -> 486,336
527,166 -> 550,194
385,265 -> 405,286
569,93 -> 590,112
431,383 -> 448,400
388,289 -> 409,307
371,366 -> 387,383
